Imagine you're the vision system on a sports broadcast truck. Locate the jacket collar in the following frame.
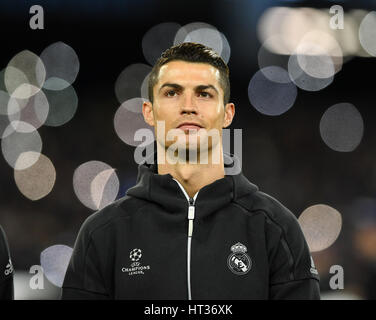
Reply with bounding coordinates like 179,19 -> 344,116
126,151 -> 258,218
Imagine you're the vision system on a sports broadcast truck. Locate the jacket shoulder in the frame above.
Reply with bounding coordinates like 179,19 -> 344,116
234,190 -> 306,258
78,195 -> 146,237
252,191 -> 298,226
248,191 -> 305,251
234,189 -> 298,227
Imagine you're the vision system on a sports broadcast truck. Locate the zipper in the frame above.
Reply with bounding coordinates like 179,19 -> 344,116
172,179 -> 198,300
187,197 -> 195,237
187,196 -> 195,300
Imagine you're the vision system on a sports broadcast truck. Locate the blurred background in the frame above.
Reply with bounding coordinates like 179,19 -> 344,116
0,0 -> 376,299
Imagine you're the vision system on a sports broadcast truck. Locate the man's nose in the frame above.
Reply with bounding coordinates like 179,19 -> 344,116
180,92 -> 197,114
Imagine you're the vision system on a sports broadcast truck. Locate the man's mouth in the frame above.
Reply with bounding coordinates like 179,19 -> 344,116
177,123 -> 203,131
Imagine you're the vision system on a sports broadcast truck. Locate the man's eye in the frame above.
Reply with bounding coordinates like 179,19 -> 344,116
198,92 -> 212,98
166,90 -> 178,97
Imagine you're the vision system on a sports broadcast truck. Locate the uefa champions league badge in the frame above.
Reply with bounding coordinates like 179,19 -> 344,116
121,248 -> 151,276
227,242 -> 252,275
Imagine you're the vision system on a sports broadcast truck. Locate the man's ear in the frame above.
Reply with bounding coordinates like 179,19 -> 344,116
142,101 -> 155,127
223,102 -> 235,128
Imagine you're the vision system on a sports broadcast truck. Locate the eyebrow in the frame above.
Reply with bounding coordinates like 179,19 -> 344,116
158,83 -> 219,95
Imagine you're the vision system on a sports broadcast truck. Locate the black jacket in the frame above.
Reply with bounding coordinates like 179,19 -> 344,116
62,153 -> 320,299
0,225 -> 14,300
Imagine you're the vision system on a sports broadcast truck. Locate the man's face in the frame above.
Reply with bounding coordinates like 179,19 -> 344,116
143,60 -> 234,157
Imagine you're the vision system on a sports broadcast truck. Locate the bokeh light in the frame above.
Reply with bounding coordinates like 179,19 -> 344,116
258,36 -> 291,82
43,85 -> 78,127
0,114 -> 10,138
288,54 -> 334,91
40,42 -> 80,91
296,43 -> 335,79
298,204 -> 342,252
1,121 -> 42,170
114,101 -> 155,146
119,97 -> 147,113
142,22 -> 182,66
248,66 -> 297,116
174,22 -> 230,62
90,168 -> 120,210
351,9 -> 373,57
140,73 -> 150,101
114,63 -> 152,104
40,245 -> 73,288
333,11 -> 359,57
4,50 -> 46,99
257,7 -> 292,55
14,152 -> 56,200
359,11 -> 376,57
219,32 -> 231,64
0,69 -> 6,91
185,27 -> 223,56
0,90 -> 10,115
297,30 -> 343,75
281,8 -> 326,53
320,103 -> 364,152
257,6 -> 359,61
7,87 -> 49,131
73,161 -> 120,210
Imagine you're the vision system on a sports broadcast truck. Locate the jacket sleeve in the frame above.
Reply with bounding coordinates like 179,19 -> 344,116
0,226 -> 14,300
266,212 -> 320,300
62,218 -> 110,300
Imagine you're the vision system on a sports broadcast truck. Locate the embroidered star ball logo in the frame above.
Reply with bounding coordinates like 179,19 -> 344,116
227,242 -> 252,275
130,248 -> 142,262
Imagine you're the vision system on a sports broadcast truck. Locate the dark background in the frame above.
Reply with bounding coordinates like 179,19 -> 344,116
0,0 -> 376,299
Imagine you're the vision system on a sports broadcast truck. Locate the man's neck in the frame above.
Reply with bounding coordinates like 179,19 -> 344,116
156,143 -> 225,198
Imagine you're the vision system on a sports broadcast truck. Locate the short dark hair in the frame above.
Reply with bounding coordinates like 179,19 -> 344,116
148,42 -> 230,105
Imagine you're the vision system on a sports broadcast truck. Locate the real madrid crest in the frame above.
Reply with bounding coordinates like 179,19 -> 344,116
227,242 -> 252,275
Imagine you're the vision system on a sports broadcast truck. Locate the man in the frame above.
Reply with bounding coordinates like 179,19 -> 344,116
62,42 -> 320,299
0,225 -> 14,300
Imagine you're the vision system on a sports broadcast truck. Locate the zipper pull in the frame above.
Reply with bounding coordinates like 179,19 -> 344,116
188,197 -> 195,237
